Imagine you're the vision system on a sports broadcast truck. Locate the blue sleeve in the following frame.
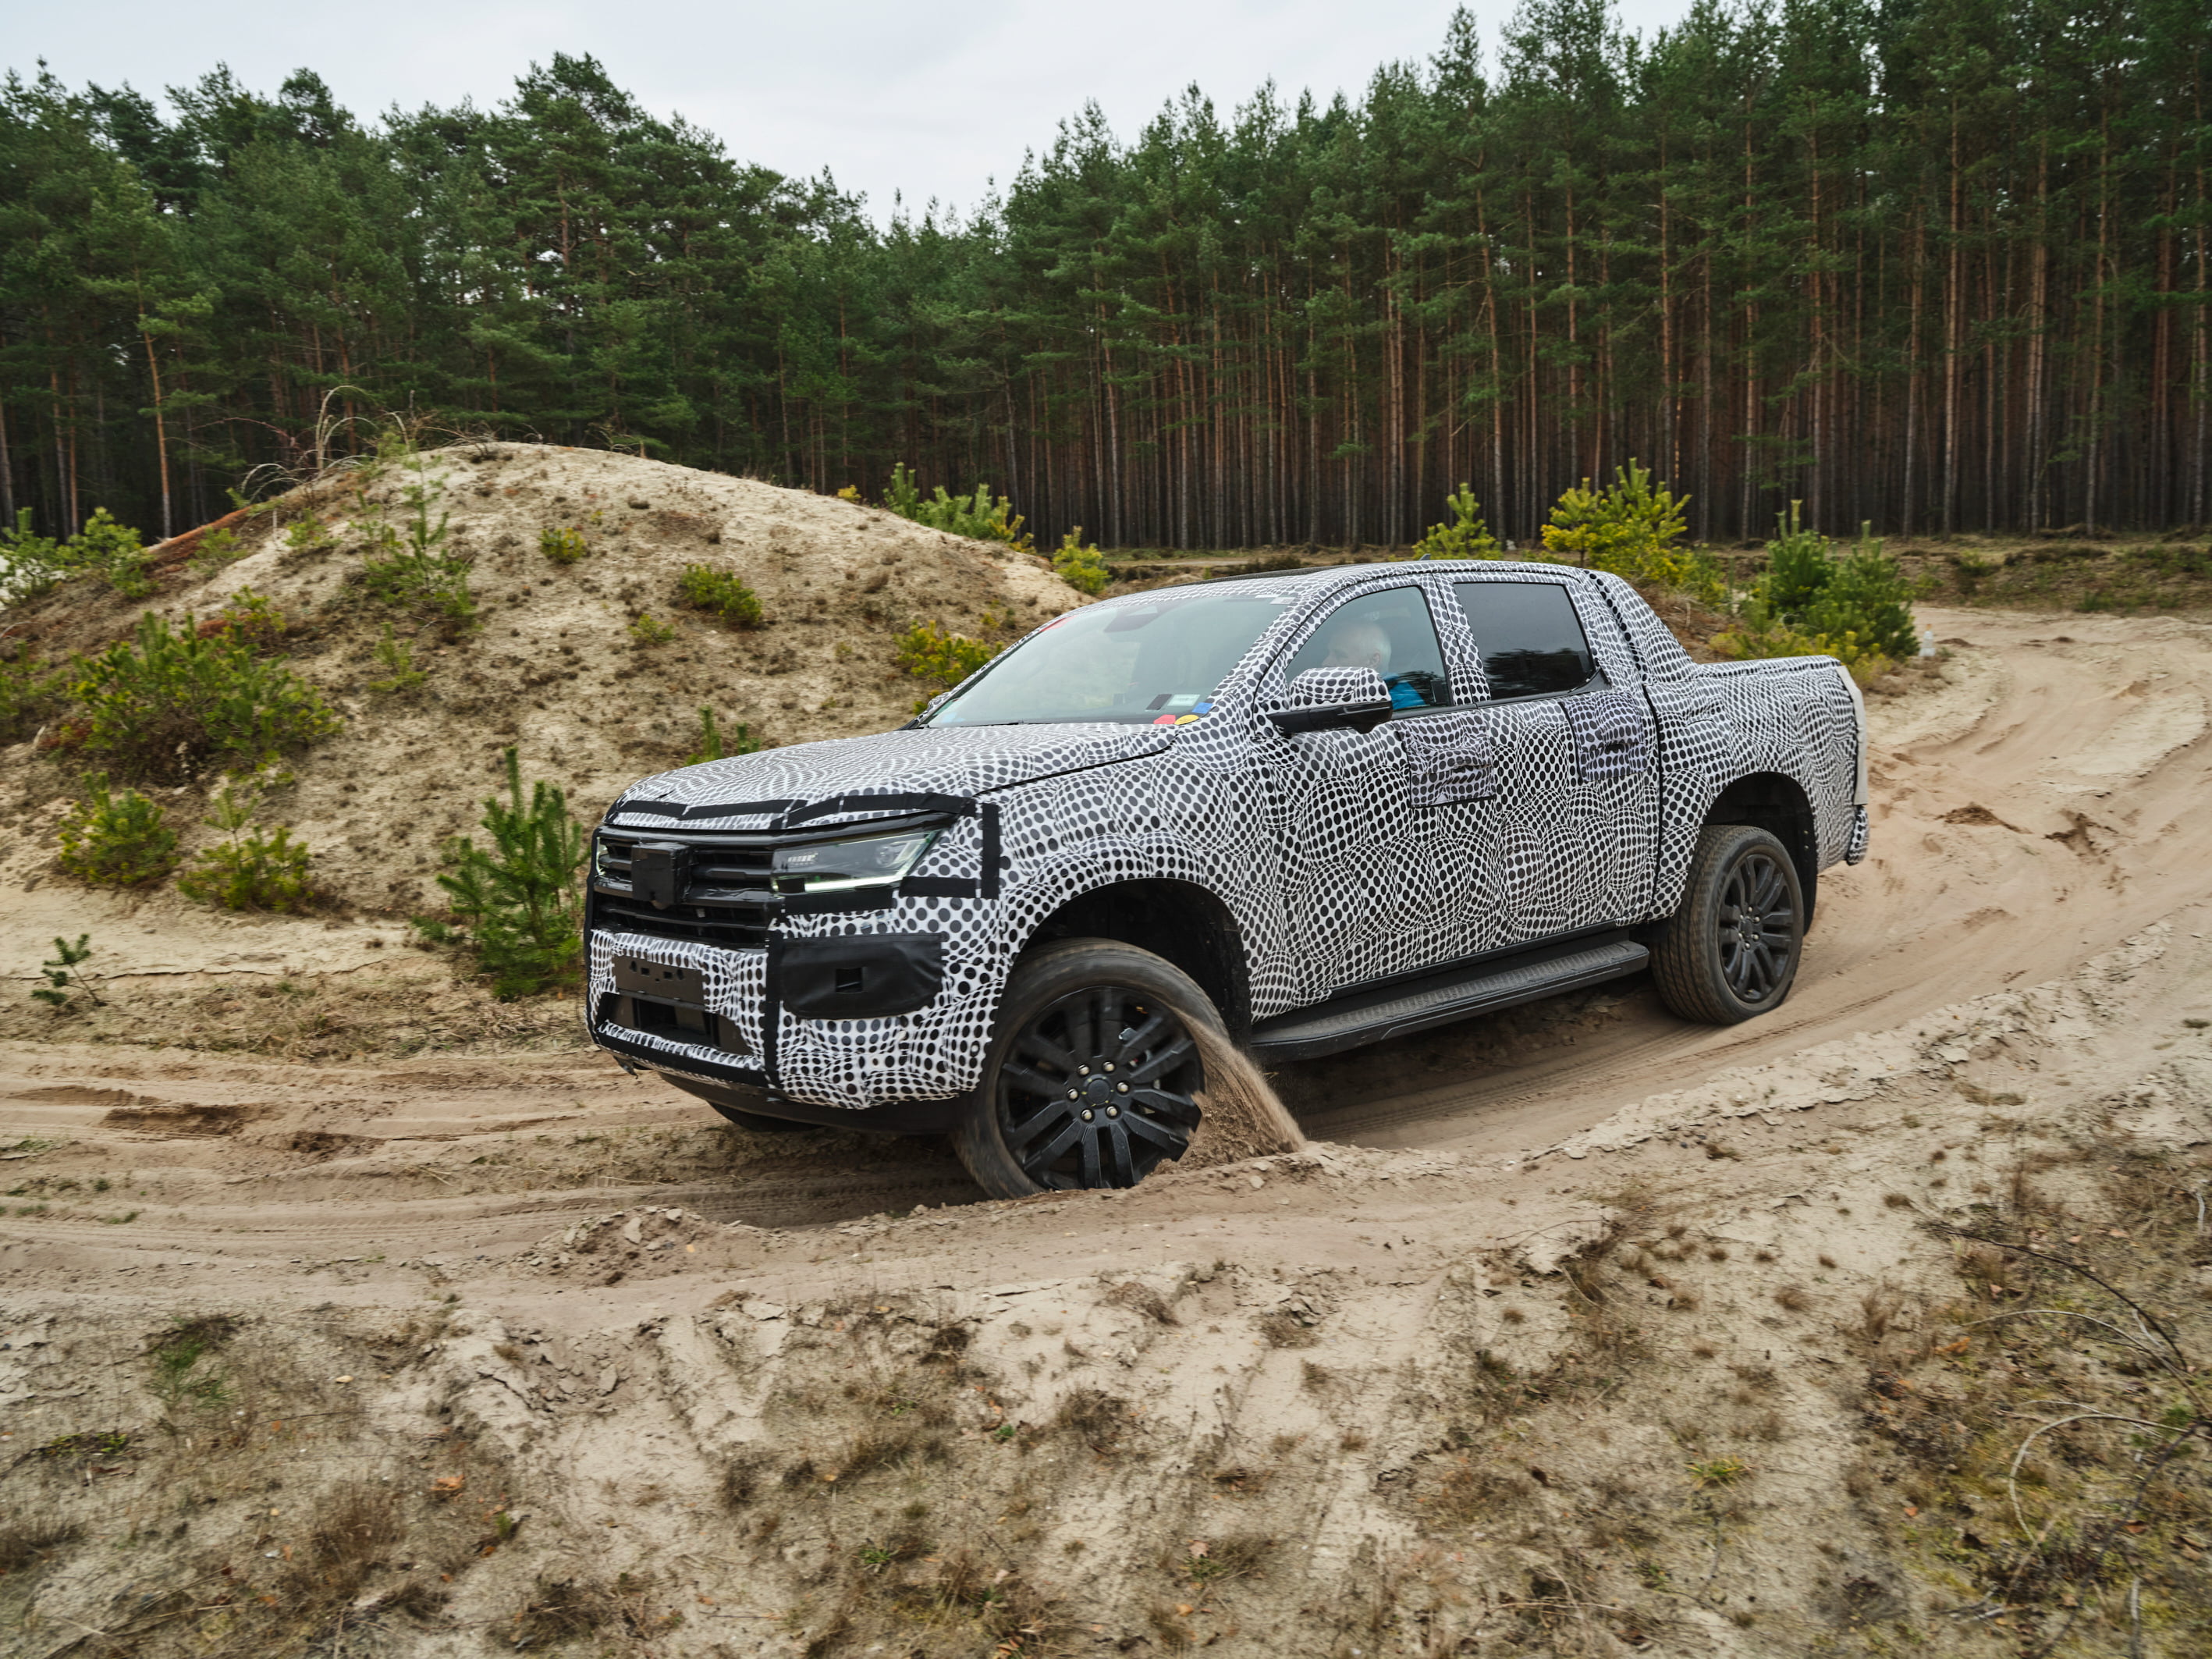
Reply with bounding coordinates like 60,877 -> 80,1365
1388,678 -> 1425,709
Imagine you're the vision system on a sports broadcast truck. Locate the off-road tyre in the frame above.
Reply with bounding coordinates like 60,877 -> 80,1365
952,939 -> 1220,1199
1652,824 -> 1805,1025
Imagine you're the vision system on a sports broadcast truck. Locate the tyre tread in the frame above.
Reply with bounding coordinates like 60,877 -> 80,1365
1652,824 -> 1803,1025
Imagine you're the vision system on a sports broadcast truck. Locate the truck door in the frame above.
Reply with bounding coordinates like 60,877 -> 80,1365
1259,583 -> 1479,1003
1444,576 -> 1658,948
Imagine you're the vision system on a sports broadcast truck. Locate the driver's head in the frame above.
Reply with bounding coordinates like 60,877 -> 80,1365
1320,620 -> 1392,673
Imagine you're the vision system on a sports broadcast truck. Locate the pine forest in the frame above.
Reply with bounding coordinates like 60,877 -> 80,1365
2,0 -> 2208,552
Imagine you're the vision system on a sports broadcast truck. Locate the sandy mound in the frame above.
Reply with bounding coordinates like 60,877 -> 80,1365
1,445 -> 1083,1006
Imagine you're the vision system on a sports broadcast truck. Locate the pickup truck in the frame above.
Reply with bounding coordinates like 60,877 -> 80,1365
584,560 -> 1869,1196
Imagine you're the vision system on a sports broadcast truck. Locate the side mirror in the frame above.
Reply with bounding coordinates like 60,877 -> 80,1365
1266,666 -> 1394,736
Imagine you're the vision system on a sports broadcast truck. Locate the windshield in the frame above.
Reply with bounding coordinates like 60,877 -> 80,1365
923,588 -> 1295,727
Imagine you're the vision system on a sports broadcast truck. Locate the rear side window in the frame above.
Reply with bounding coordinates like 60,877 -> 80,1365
1453,582 -> 1597,698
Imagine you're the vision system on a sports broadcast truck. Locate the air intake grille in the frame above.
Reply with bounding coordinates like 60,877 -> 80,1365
591,828 -> 774,947
588,815 -> 943,948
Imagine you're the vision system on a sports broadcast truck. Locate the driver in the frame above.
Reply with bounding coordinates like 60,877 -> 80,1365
1321,619 -> 1428,709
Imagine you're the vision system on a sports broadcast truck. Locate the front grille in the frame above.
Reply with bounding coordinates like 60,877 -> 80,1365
588,815 -> 941,948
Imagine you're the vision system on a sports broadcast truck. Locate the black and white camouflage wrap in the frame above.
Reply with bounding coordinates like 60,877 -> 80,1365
586,561 -> 1866,1109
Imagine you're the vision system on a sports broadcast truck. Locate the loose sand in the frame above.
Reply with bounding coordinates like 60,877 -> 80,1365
4,508 -> 2212,1654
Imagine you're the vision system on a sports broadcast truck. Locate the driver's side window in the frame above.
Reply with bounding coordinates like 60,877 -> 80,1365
1283,588 -> 1452,713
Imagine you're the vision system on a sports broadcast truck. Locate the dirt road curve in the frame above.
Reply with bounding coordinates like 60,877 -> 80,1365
3,605 -> 2207,1261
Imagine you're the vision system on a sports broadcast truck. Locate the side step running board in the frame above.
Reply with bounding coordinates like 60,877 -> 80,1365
1247,937 -> 1649,1064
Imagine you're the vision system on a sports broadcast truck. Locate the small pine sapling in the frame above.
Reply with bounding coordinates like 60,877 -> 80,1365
68,509 -> 155,598
1414,485 -> 1503,560
1052,528 -> 1110,595
367,625 -> 426,695
281,515 -> 336,560
687,705 -> 763,766
67,610 -> 342,783
0,647 -> 66,745
177,769 -> 314,911
674,565 -> 765,628
1540,460 -> 1713,599
31,935 -> 101,1011
628,612 -> 677,647
56,776 -> 179,886
895,620 -> 1000,687
362,456 -> 477,632
419,748 -> 586,997
540,526 -> 588,565
195,589 -> 286,652
882,463 -> 1034,550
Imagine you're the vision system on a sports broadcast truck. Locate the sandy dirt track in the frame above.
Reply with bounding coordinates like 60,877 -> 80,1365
4,606 -> 2212,1657
11,604 -> 2207,1241
1284,606 -> 2212,1156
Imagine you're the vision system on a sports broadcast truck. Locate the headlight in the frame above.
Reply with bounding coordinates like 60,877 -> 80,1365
771,828 -> 939,894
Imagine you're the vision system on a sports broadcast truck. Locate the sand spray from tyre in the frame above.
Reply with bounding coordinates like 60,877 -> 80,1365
1181,1021 -> 1305,1167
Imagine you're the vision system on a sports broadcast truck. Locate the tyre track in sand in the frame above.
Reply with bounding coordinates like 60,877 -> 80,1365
2,605 -> 2208,1268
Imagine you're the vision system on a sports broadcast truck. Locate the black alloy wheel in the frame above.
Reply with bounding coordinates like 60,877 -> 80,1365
1652,823 -> 1805,1025
996,985 -> 1204,1189
953,940 -> 1216,1198
1717,847 -> 1797,1004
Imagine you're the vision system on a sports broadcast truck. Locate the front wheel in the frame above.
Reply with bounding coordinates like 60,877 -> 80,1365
1652,824 -> 1805,1025
951,940 -> 1217,1199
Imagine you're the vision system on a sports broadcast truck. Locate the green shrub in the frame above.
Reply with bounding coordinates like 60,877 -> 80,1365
687,705 -> 762,765
0,648 -> 66,744
55,778 -> 178,886
0,508 -> 152,599
1802,529 -> 1918,662
362,458 -> 476,630
1052,527 -> 1110,596
675,565 -> 764,627
628,611 -> 676,646
417,748 -> 585,997
367,624 -> 425,695
67,611 -> 343,783
895,620 -> 1000,687
179,827 -> 314,911
1762,503 -> 1834,618
177,770 -> 314,911
885,463 -> 1035,551
0,510 -> 63,599
196,589 -> 286,652
67,509 -> 155,597
1541,461 -> 1715,599
280,515 -> 336,560
541,526 -> 589,564
1752,505 -> 1919,665
1712,599 -> 1892,687
1414,485 -> 1503,560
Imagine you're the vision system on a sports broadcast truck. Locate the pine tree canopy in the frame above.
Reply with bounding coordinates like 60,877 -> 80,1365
3,2 -> 2209,549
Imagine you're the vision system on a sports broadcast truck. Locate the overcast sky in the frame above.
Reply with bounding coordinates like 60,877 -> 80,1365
9,0 -> 1695,221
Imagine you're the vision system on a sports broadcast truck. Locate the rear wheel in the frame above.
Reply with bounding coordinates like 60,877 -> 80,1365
1652,824 -> 1805,1025
952,940 -> 1216,1199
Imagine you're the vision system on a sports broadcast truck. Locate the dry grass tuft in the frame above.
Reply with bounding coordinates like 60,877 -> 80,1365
506,1571 -> 675,1650
1855,1286 -> 1907,1345
1106,1280 -> 1179,1325
0,1515 -> 83,1574
1054,1387 -> 1131,1454
1774,1284 -> 1813,1313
